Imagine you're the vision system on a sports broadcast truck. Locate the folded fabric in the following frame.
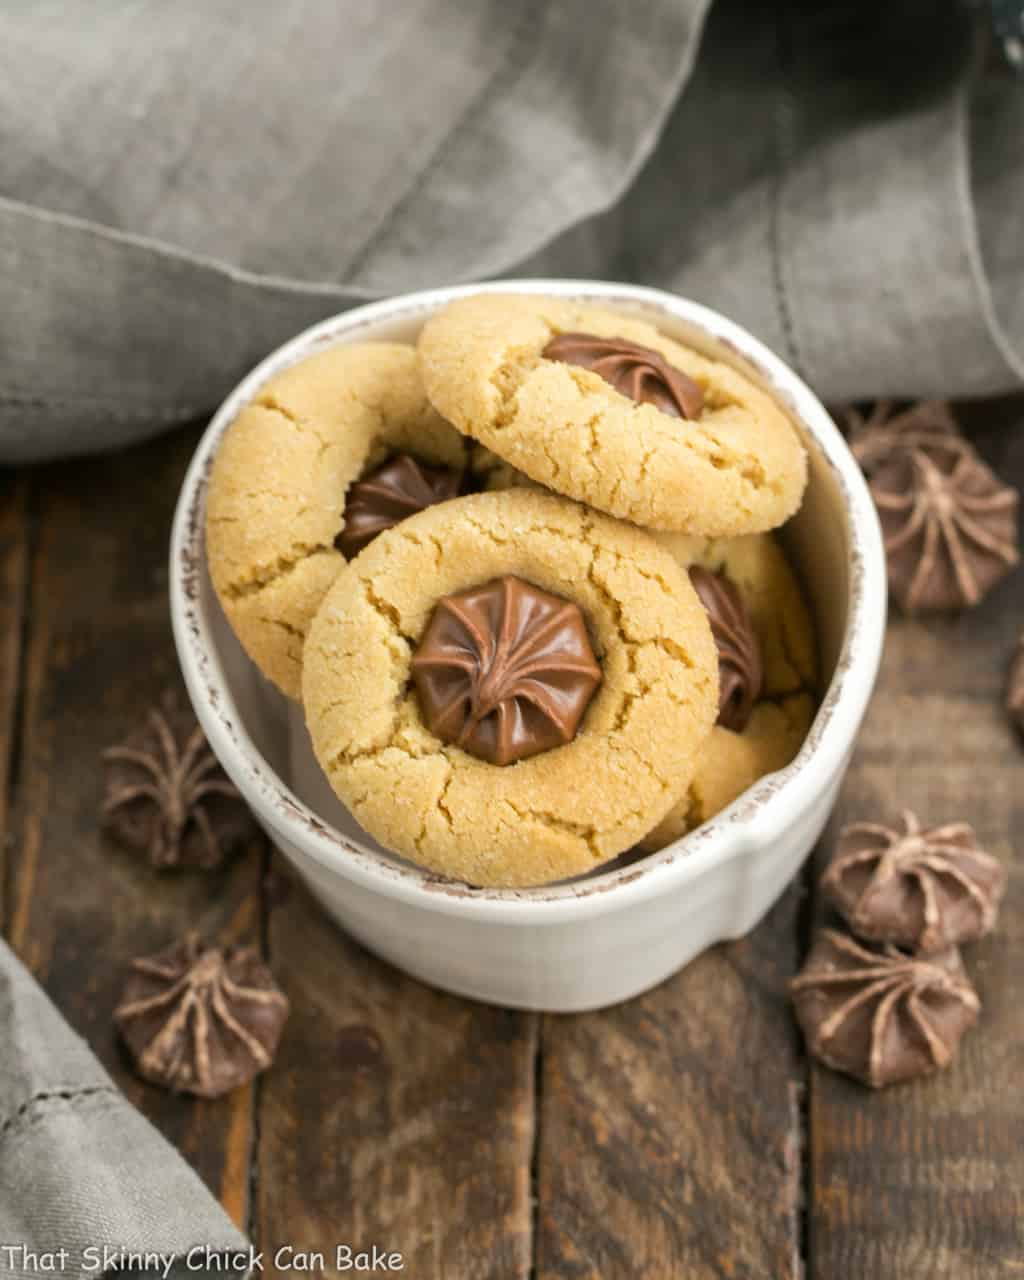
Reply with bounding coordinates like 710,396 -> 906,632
0,0 -> 1021,462
0,939 -> 249,1280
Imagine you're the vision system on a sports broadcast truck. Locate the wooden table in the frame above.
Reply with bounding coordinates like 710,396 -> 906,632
1,401 -> 1021,1279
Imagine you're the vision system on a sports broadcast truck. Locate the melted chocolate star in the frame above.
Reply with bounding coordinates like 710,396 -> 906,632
115,933 -> 289,1098
337,453 -> 461,559
543,332 -> 705,419
822,811 -> 1007,952
411,575 -> 602,765
688,567 -> 763,731
790,929 -> 980,1088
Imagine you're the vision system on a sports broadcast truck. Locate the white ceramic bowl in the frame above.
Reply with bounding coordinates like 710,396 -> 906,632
171,280 -> 886,1012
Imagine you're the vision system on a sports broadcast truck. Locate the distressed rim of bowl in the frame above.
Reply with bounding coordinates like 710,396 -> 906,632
171,280 -> 886,924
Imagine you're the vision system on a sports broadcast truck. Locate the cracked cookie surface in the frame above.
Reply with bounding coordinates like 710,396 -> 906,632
302,490 -> 719,887
418,295 -> 807,536
206,343 -> 466,697
637,532 -> 818,851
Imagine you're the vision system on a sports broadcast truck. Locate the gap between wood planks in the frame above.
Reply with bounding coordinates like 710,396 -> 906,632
0,472 -> 33,932
528,1014 -> 543,1279
794,852 -> 817,1277
247,838 -> 274,1243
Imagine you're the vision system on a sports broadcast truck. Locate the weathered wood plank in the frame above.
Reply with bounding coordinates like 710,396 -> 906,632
535,885 -> 804,1279
0,470 -> 30,924
807,403 -> 1024,1278
5,428 -> 262,1228
256,862 -> 537,1278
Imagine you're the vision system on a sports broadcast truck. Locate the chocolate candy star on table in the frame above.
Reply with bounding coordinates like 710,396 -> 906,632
102,692 -> 258,870
846,400 -> 1020,612
792,807 -> 1006,1087
845,399 -> 962,468
790,930 -> 980,1089
822,811 -> 1006,952
115,932 -> 289,1098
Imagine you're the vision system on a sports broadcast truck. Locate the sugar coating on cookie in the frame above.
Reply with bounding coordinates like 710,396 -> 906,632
418,294 -> 808,536
636,531 -> 818,851
206,343 -> 466,698
302,489 -> 720,888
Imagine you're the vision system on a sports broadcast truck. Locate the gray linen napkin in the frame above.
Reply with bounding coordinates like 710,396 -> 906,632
1,0 -> 1022,463
0,940 -> 249,1280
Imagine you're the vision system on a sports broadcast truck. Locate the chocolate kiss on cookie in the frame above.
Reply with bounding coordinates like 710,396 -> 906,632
543,333 -> 704,420
688,566 -> 763,732
411,575 -> 602,765
637,532 -> 818,853
337,454 -> 461,559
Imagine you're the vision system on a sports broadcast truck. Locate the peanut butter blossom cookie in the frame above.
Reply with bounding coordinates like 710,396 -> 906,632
302,490 -> 719,888
637,531 -> 817,850
417,294 -> 807,536
206,343 -> 466,698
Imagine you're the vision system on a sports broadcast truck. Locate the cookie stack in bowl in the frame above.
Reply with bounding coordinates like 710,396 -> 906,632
206,294 -> 818,887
